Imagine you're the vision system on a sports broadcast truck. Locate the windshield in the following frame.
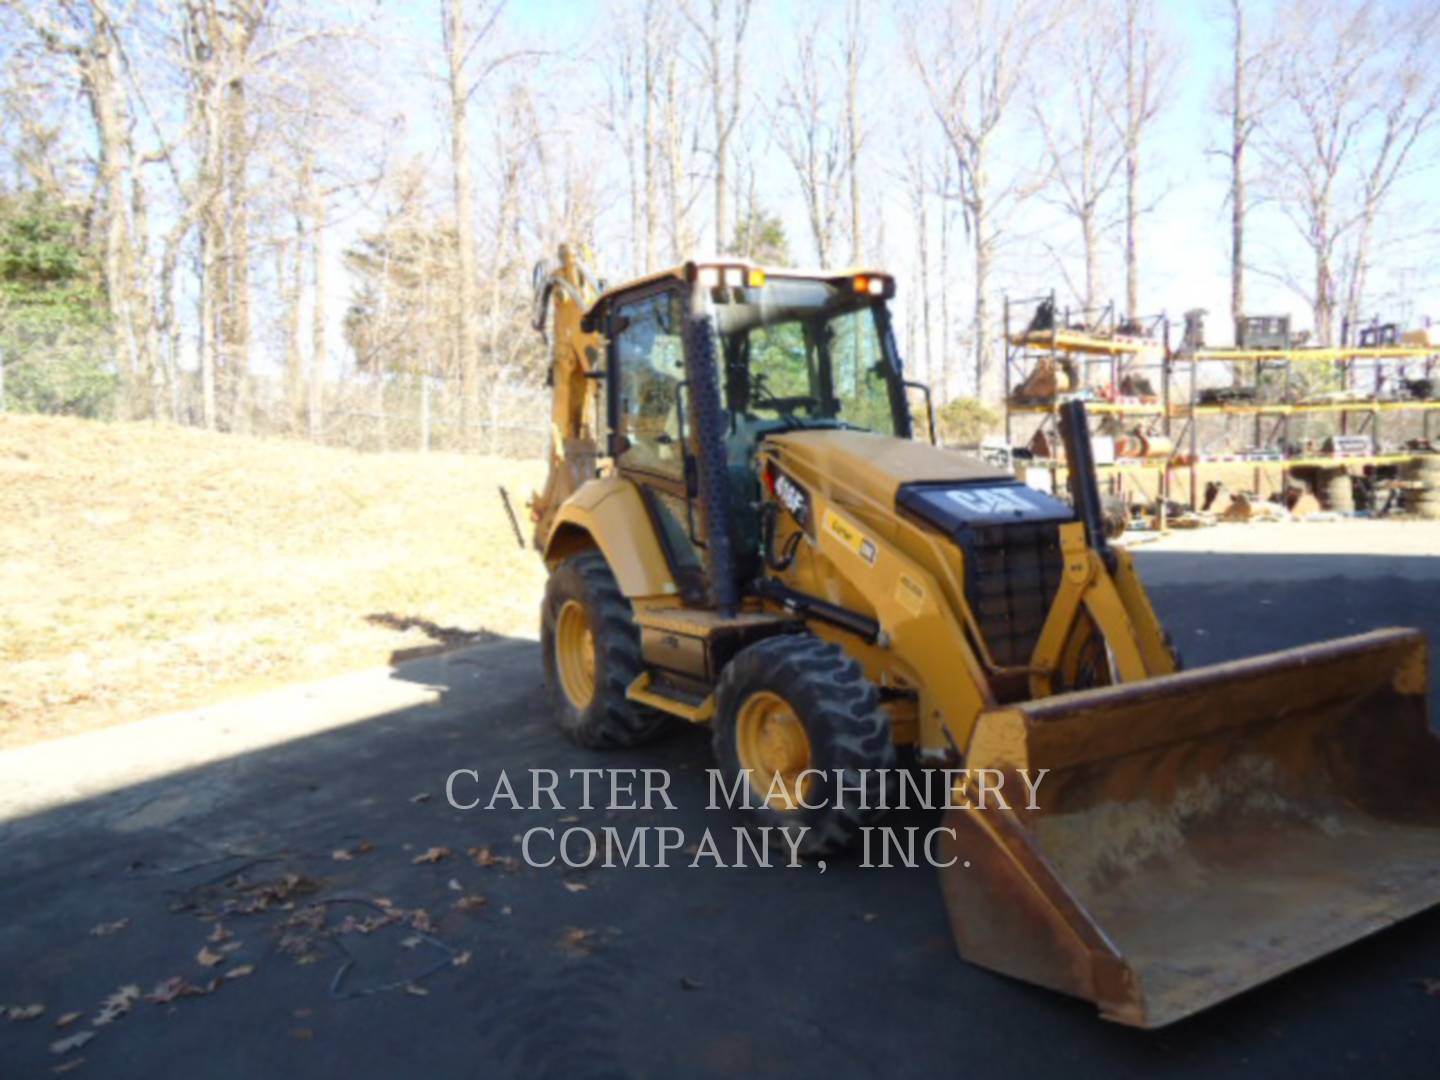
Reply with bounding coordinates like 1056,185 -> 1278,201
710,279 -> 904,437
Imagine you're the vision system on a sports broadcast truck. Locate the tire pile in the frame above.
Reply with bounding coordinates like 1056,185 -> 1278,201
1403,455 -> 1440,520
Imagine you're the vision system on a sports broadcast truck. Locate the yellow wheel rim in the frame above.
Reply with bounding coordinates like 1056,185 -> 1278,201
554,599 -> 596,709
735,690 -> 813,811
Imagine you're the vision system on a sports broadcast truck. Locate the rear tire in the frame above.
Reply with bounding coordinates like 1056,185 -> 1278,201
713,635 -> 895,857
541,551 -> 672,749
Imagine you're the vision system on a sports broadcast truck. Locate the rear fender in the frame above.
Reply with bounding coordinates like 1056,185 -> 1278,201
543,476 -> 677,599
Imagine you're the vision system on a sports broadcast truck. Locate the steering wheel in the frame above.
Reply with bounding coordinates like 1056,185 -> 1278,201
750,373 -> 819,419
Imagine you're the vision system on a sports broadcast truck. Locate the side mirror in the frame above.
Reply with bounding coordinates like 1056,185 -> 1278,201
904,380 -> 937,445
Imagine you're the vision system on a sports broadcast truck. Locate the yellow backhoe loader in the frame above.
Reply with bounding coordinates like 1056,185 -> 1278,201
526,245 -> 1440,1028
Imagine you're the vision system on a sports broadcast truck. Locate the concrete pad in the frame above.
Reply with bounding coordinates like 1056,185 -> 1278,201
3,541 -> 1440,1077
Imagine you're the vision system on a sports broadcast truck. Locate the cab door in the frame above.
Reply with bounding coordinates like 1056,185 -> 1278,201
607,286 -> 707,602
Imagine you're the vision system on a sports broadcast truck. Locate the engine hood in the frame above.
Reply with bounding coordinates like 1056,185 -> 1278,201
762,429 -> 1011,507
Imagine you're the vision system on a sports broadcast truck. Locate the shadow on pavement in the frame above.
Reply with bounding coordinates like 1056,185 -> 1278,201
2,548 -> 1440,1077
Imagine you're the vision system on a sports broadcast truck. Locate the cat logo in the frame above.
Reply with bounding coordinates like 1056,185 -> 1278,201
944,487 -> 1036,517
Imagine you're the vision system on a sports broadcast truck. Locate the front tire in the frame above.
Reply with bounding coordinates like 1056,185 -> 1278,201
541,552 -> 672,749
713,635 -> 895,856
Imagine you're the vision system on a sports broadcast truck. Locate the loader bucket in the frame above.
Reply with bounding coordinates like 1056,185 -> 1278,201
938,628 -> 1440,1028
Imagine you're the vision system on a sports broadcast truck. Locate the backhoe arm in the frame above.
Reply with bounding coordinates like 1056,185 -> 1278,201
528,245 -> 604,549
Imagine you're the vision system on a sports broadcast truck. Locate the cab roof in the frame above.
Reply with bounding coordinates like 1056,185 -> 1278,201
586,259 -> 895,317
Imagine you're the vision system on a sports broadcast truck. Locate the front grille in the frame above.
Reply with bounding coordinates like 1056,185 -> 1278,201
964,522 -> 1064,667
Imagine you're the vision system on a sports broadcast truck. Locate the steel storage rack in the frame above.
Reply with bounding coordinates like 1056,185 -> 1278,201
1002,292 -> 1173,519
1167,331 -> 1439,509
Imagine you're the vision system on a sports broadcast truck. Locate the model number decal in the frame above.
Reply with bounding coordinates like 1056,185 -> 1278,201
773,470 -> 810,529
824,509 -> 877,566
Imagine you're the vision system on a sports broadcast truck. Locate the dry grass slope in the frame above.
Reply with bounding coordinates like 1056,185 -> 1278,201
0,415 -> 547,748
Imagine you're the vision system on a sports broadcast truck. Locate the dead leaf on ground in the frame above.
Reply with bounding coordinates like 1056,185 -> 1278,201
145,978 -> 187,1005
206,924 -> 233,944
452,894 -> 488,912
558,927 -> 595,958
330,849 -> 353,862
409,909 -> 434,932
196,946 -> 225,968
50,1030 -> 95,1055
8,1003 -> 45,1021
145,976 -> 219,1004
563,881 -> 588,894
467,845 -> 515,869
399,935 -> 423,950
404,983 -> 429,997
226,965 -> 255,980
412,847 -> 451,865
54,1012 -> 82,1029
92,985 -> 140,1027
446,878 -> 463,892
452,951 -> 472,968
88,919 -> 129,938
52,1057 -> 87,1075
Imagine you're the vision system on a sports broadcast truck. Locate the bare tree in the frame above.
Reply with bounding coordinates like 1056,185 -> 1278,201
440,0 -> 533,444
681,0 -> 751,252
773,14 -> 843,266
1259,0 -> 1440,344
1217,0 -> 1276,328
1115,0 -> 1172,318
841,0 -> 866,264
1031,0 -> 1126,313
442,0 -> 484,446
905,0 -> 1057,403
8,0 -> 154,417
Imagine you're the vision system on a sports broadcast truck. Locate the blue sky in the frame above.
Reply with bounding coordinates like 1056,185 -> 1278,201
331,1 -> 1439,347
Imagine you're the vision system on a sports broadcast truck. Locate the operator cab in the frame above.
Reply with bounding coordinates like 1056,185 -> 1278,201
588,260 -> 915,605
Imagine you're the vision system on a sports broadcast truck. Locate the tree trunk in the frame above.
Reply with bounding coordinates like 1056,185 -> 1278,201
709,4 -> 727,251
1082,206 -> 1098,316
916,181 -> 932,388
445,0 -> 482,448
283,225 -> 305,432
82,7 -> 140,419
223,73 -> 251,433
130,169 -> 160,420
1343,209 -> 1377,335
1123,0 -> 1140,318
200,228 -> 218,430
1229,0 -> 1245,329
307,161 -> 327,441
642,1 -> 659,272
1314,216 -> 1334,348
844,0 -> 862,264
939,168 -> 952,401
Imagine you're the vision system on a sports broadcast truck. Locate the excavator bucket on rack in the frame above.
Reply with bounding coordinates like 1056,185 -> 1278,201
941,627 -> 1440,1028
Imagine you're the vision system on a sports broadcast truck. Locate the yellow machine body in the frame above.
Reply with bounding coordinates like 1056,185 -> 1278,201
528,252 -> 1440,1027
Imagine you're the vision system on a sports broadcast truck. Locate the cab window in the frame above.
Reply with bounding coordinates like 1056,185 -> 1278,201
613,290 -> 686,476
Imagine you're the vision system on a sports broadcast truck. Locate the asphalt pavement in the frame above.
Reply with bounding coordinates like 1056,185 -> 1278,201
3,532 -> 1440,1078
